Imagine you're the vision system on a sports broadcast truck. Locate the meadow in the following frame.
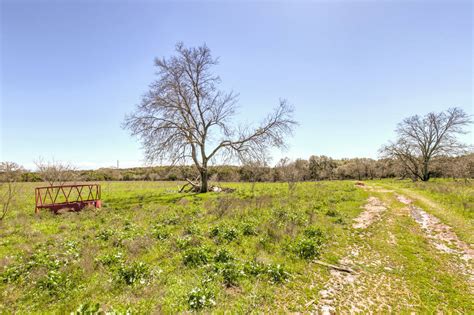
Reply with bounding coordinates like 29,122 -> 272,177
0,180 -> 472,313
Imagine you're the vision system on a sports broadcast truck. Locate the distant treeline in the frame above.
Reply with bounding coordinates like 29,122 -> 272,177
18,154 -> 473,183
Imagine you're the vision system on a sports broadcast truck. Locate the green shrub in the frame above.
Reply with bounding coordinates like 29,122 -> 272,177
1,263 -> 25,283
187,286 -> 216,310
96,251 -> 124,267
209,224 -> 239,242
219,262 -> 242,287
266,264 -> 290,283
96,229 -> 114,241
183,247 -> 210,267
116,261 -> 152,285
325,209 -> 339,217
243,260 -> 267,277
176,236 -> 192,249
214,249 -> 234,263
222,227 -> 238,242
151,224 -> 170,240
36,269 -> 72,296
303,226 -> 324,239
184,223 -> 201,236
241,221 -> 258,236
72,303 -> 101,315
294,238 -> 322,260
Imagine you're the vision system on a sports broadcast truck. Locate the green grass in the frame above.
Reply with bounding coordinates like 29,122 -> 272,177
0,180 -> 472,313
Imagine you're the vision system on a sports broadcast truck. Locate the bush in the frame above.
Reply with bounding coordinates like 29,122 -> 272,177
222,227 -> 238,242
116,261 -> 152,285
1,263 -> 25,283
96,229 -> 114,241
151,224 -> 170,240
293,226 -> 325,260
187,286 -> 216,310
243,260 -> 267,277
209,224 -> 239,243
266,264 -> 290,284
72,303 -> 101,314
96,252 -> 124,267
241,221 -> 258,236
36,269 -> 72,296
214,249 -> 234,263
219,262 -> 242,287
303,226 -> 324,239
183,247 -> 210,267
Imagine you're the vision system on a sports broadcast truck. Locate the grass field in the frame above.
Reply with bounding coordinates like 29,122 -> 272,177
0,180 -> 473,313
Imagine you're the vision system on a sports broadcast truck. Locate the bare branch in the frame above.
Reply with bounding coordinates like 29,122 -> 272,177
124,43 -> 297,192
380,107 -> 472,181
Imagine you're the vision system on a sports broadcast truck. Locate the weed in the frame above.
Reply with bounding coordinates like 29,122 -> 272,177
151,224 -> 170,240
116,261 -> 152,286
183,247 -> 210,267
219,262 -> 242,287
241,221 -> 258,236
209,224 -> 239,243
303,226 -> 324,239
325,209 -> 339,217
294,238 -> 320,259
96,229 -> 114,241
214,249 -> 234,263
243,260 -> 267,277
96,251 -> 125,267
187,286 -> 216,310
266,264 -> 290,284
36,269 -> 72,296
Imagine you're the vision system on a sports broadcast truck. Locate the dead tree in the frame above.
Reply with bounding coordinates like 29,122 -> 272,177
0,162 -> 24,221
380,108 -> 472,181
124,43 -> 297,193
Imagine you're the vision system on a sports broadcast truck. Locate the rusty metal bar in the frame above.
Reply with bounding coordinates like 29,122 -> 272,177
34,184 -> 102,214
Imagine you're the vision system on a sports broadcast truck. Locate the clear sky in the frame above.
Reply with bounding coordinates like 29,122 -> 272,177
1,0 -> 472,170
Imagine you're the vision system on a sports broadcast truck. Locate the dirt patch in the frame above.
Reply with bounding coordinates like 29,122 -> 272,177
315,197 -> 401,313
396,195 -> 412,205
399,194 -> 474,286
357,185 -> 394,193
353,197 -> 387,229
314,242 -> 409,314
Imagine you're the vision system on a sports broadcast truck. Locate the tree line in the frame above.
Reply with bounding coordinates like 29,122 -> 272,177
10,153 -> 473,184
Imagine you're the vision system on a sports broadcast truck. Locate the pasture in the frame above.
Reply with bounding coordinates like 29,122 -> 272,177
0,180 -> 473,313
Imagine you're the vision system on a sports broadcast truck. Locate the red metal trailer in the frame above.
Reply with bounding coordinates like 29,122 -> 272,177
35,184 -> 101,214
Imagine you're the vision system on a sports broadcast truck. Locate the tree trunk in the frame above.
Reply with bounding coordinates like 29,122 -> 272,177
200,168 -> 208,193
422,160 -> 430,181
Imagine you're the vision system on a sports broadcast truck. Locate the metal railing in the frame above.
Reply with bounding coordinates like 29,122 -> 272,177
35,184 -> 101,213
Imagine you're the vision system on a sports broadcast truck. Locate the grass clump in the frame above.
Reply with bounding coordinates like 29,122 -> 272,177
96,251 -> 125,267
116,261 -> 152,286
187,286 -> 216,310
183,247 -> 210,267
214,249 -> 234,263
292,227 -> 325,260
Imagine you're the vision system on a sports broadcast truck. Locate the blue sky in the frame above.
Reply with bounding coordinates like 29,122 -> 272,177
1,0 -> 472,170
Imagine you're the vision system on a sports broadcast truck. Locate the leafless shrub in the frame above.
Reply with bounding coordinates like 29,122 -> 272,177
0,162 -> 24,221
35,158 -> 79,186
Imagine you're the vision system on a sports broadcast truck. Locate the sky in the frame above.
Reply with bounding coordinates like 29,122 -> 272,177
1,0 -> 472,170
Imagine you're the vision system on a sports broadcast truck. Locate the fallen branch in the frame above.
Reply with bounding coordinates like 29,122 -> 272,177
313,260 -> 356,274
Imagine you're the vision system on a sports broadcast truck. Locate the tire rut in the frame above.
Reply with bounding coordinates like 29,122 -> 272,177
396,194 -> 474,288
315,197 -> 409,313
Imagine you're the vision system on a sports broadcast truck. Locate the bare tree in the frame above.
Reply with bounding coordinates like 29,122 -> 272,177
124,43 -> 297,192
0,162 -> 24,221
35,158 -> 78,186
380,108 -> 472,181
